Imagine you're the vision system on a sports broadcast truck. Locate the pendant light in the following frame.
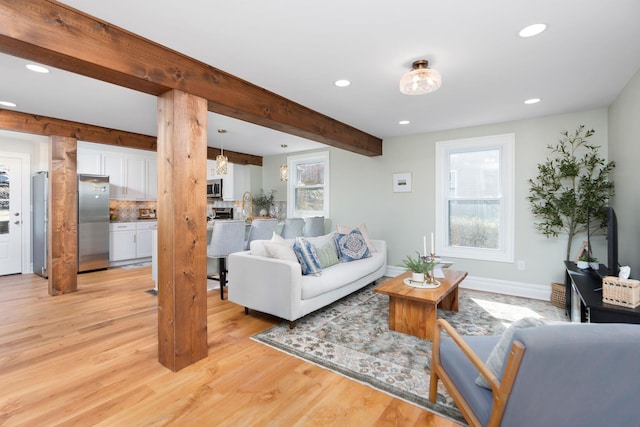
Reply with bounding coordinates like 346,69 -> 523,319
216,129 -> 228,175
279,144 -> 288,182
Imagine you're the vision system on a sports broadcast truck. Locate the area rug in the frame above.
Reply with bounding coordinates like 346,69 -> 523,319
252,279 -> 567,424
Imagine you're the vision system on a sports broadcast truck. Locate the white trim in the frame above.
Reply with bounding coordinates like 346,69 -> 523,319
384,265 -> 551,301
0,151 -> 31,274
435,134 -> 515,263
287,151 -> 330,218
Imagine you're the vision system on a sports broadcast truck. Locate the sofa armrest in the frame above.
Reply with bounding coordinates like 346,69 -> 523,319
227,250 -> 304,321
430,319 -> 525,427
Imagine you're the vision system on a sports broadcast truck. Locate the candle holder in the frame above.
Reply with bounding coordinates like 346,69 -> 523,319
421,252 -> 437,285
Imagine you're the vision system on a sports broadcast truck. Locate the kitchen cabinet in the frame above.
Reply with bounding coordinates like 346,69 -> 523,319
135,221 -> 157,258
109,222 -> 136,262
206,161 -> 248,201
79,142 -> 157,201
109,221 -> 157,265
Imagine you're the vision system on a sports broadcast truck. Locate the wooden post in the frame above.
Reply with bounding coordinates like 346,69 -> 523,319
156,90 -> 208,371
48,136 -> 78,295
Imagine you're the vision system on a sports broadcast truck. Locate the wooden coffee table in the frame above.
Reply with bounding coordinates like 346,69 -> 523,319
375,269 -> 468,340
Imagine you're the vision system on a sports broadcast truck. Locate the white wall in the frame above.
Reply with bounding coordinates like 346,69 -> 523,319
264,109 -> 611,291
608,68 -> 640,275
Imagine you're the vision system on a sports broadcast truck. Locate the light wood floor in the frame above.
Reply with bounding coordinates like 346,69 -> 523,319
0,267 -> 462,426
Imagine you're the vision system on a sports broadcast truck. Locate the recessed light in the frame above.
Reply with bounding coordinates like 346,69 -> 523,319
519,23 -> 547,38
0,101 -> 17,107
334,79 -> 351,87
26,64 -> 50,73
398,120 -> 410,125
524,98 -> 541,105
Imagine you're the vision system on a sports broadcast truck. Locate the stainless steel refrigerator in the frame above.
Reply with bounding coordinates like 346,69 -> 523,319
77,174 -> 110,272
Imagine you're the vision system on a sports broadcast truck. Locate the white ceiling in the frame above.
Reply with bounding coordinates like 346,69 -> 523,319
2,0 -> 640,157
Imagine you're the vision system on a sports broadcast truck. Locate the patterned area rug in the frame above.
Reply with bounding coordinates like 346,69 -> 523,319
252,278 -> 567,424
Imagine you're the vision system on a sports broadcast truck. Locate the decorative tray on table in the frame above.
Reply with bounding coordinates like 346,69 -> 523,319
403,278 -> 441,289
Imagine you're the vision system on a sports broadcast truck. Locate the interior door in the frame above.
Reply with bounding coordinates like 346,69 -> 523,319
0,157 -> 23,275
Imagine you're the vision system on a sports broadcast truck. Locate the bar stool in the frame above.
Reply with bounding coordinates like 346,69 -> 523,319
280,217 -> 305,239
207,220 -> 246,300
303,216 -> 325,237
245,218 -> 278,249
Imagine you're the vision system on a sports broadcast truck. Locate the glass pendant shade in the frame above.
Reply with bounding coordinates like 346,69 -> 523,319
399,60 -> 442,95
215,153 -> 228,175
279,164 -> 288,181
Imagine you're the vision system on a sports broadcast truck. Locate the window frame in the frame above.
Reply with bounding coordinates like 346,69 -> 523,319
286,151 -> 330,218
435,134 -> 514,263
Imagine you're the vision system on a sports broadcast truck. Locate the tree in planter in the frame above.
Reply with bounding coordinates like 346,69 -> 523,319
527,125 -> 615,261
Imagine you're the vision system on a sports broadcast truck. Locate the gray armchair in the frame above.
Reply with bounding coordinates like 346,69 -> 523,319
303,216 -> 324,237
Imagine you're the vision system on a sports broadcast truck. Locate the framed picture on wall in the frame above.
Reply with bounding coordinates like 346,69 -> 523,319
393,172 -> 412,193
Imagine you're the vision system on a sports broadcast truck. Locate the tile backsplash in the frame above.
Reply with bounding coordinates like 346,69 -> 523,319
110,200 -> 157,221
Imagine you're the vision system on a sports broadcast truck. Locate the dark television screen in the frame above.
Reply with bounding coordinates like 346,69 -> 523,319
607,207 -> 619,276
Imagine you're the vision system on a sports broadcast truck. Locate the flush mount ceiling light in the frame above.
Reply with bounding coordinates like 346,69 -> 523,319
399,59 -> 442,95
519,23 -> 547,38
524,98 -> 541,104
215,129 -> 228,175
26,64 -> 50,73
398,120 -> 410,125
279,144 -> 288,182
334,79 -> 351,87
0,101 -> 17,107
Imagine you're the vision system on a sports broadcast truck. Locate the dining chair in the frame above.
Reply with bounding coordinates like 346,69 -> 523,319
280,217 -> 305,239
207,220 -> 246,300
245,218 -> 278,249
303,216 -> 325,237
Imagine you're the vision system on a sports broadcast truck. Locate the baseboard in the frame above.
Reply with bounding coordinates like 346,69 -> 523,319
384,265 -> 551,301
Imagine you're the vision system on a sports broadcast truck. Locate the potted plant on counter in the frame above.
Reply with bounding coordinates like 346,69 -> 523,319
252,189 -> 276,217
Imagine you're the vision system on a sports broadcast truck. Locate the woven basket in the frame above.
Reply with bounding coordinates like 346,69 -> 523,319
602,276 -> 640,308
550,282 -> 565,308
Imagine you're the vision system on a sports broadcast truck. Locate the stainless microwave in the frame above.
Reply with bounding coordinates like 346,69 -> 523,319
207,179 -> 223,198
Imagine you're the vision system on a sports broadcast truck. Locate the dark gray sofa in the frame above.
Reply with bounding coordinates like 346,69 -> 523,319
430,319 -> 640,427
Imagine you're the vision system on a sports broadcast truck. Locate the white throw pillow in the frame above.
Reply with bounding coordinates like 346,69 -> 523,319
263,241 -> 298,262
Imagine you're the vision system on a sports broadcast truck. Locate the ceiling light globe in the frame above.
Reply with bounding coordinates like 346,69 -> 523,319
399,61 -> 442,95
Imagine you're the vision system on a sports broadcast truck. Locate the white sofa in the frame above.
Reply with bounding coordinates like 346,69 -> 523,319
227,235 -> 387,327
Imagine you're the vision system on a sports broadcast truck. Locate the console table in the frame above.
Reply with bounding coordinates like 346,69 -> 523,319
565,261 -> 640,324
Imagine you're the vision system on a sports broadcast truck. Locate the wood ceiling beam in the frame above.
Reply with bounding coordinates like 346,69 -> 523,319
0,0 -> 383,157
0,109 -> 263,166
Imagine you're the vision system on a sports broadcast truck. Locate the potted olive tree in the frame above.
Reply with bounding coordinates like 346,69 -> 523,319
527,126 -> 615,261
252,189 -> 276,217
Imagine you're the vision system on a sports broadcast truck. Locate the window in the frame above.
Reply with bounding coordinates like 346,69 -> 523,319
435,134 -> 514,262
287,151 -> 330,218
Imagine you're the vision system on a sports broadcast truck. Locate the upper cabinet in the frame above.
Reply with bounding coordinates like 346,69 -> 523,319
78,142 -> 157,201
206,160 -> 248,201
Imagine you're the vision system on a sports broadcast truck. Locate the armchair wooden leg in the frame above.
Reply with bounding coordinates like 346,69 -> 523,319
289,321 -> 295,329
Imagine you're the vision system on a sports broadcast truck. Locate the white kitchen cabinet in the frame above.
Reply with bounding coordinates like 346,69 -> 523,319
146,155 -> 158,200
102,152 -> 127,199
109,221 -> 157,265
135,221 -> 157,258
77,144 -> 102,174
125,155 -> 147,200
205,162 -> 248,201
109,222 -> 136,262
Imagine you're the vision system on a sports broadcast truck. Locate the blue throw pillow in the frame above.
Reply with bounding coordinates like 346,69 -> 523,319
292,237 -> 322,276
334,229 -> 370,262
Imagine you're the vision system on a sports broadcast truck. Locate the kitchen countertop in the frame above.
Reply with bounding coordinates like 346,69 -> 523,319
110,219 -> 158,223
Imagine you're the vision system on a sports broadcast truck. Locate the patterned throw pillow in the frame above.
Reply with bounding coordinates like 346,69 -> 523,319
334,229 -> 370,262
292,237 -> 322,276
475,317 -> 546,389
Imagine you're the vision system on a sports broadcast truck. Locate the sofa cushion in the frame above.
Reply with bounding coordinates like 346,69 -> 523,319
336,223 -> 376,252
293,237 -> 322,276
334,229 -> 370,262
475,317 -> 546,389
